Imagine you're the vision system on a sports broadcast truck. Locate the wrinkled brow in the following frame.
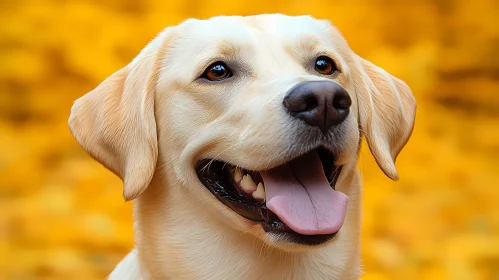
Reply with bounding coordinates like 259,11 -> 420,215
297,35 -> 322,53
193,38 -> 253,76
285,35 -> 322,62
214,39 -> 253,58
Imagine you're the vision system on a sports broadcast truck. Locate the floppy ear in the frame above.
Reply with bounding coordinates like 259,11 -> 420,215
69,31 -> 169,200
355,56 -> 416,180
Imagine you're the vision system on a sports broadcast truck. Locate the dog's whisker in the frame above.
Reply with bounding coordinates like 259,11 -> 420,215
200,144 -> 237,173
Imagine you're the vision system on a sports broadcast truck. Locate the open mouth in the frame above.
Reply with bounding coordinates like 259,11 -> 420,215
195,147 -> 348,246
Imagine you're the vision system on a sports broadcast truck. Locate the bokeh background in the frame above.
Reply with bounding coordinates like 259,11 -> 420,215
1,0 -> 498,279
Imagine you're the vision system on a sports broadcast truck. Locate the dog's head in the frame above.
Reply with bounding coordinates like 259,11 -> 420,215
69,15 -> 415,251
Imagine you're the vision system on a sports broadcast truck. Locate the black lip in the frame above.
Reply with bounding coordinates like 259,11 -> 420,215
195,147 -> 342,246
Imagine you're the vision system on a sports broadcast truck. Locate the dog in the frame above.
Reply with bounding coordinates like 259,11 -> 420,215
69,14 -> 416,280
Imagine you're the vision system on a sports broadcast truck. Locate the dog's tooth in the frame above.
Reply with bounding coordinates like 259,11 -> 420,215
252,183 -> 265,201
240,174 -> 257,194
233,168 -> 243,183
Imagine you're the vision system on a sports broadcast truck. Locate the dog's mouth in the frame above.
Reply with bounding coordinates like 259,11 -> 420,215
195,147 -> 348,246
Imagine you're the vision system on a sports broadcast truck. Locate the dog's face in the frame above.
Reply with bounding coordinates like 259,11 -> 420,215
69,15 -> 415,251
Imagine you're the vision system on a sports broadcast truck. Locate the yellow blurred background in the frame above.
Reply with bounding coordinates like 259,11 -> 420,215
1,0 -> 498,279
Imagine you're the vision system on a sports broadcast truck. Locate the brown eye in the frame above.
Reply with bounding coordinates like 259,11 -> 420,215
202,62 -> 232,81
315,56 -> 337,75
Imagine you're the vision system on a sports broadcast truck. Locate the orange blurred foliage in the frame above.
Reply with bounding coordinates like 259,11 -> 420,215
1,0 -> 498,279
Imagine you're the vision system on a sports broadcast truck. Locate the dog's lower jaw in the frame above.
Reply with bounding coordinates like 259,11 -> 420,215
110,170 -> 363,280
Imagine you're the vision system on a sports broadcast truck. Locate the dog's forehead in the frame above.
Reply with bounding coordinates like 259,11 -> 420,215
159,15 -> 349,83
174,14 -> 331,45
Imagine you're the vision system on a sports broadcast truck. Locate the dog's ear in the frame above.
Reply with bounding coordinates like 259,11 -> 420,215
69,31 -> 169,201
355,56 -> 416,180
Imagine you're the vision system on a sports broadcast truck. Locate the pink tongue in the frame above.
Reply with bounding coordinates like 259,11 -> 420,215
262,151 -> 348,235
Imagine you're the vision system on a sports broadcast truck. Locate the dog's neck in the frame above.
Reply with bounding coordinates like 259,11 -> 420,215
130,170 -> 362,280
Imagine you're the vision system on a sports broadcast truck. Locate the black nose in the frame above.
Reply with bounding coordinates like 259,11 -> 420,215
283,81 -> 352,134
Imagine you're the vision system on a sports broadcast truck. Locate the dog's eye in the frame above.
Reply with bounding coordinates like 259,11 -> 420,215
202,62 -> 232,81
315,56 -> 337,75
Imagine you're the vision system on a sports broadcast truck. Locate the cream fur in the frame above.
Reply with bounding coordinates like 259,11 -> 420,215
68,14 -> 416,280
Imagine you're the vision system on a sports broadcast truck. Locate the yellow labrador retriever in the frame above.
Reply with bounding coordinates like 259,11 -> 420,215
69,14 -> 415,280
